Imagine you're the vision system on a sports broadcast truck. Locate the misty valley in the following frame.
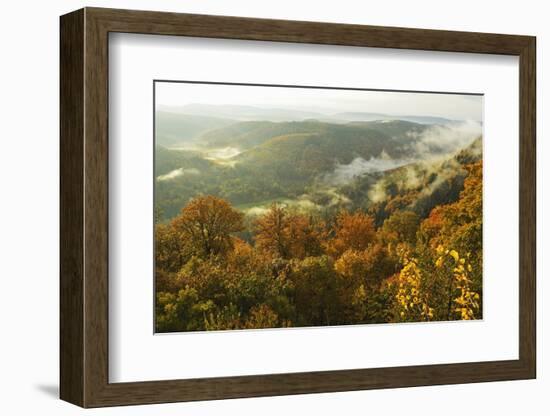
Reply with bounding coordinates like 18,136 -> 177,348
155,105 -> 482,227
154,99 -> 483,332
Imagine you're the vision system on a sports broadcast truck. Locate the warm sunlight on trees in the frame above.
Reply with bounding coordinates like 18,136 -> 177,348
434,246 -> 480,320
380,210 -> 421,246
155,161 -> 482,332
327,210 -> 376,257
171,195 -> 244,258
253,203 -> 290,258
254,203 -> 324,259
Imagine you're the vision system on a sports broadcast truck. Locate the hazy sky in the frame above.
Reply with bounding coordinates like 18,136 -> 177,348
155,81 -> 483,121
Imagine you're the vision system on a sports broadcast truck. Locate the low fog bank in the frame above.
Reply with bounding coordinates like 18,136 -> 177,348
324,120 -> 481,186
409,120 -> 482,156
325,153 -> 412,185
157,168 -> 200,182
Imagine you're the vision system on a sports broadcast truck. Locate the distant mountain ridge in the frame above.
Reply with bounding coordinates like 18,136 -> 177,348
159,104 -> 323,122
155,105 -> 470,148
158,104 -> 460,125
155,112 -> 234,146
328,112 -> 456,125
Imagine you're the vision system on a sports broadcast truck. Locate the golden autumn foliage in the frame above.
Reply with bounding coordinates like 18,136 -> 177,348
155,162 -> 483,332
171,195 -> 244,258
435,246 -> 480,320
394,255 -> 434,322
418,160 -> 483,295
326,210 -> 376,257
253,203 -> 289,258
254,203 -> 325,259
393,246 -> 480,323
334,244 -> 396,289
380,210 -> 421,246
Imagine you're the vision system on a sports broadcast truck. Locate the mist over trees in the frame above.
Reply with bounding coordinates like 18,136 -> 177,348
153,107 -> 483,332
155,160 -> 482,332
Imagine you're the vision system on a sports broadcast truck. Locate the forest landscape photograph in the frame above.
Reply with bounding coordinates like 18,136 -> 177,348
154,81 -> 483,333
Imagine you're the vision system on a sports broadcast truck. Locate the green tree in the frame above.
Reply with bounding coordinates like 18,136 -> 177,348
380,210 -> 421,246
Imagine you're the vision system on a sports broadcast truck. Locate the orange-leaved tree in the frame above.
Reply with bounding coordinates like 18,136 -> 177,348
326,210 -> 376,258
171,195 -> 244,258
254,203 -> 325,259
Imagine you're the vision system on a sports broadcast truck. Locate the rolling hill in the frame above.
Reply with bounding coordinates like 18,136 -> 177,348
154,114 -> 482,222
155,111 -> 234,147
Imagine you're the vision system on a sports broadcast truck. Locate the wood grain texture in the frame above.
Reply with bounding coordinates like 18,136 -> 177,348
83,10 -> 110,406
59,7 -> 537,408
88,7 -> 532,54
518,38 -> 537,376
59,8 -> 84,407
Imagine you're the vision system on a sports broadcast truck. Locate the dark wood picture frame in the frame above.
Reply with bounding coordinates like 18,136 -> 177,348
60,7 -> 536,408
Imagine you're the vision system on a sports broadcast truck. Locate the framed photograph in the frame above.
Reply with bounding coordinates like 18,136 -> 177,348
60,7 -> 536,407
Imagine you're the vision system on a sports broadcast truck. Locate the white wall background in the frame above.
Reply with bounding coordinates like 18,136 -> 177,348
0,0 -> 545,414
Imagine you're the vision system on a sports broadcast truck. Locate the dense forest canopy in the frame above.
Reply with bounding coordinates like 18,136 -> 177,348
154,108 -> 482,332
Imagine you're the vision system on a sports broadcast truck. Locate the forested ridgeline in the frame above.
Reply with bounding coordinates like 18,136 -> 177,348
155,161 -> 482,332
